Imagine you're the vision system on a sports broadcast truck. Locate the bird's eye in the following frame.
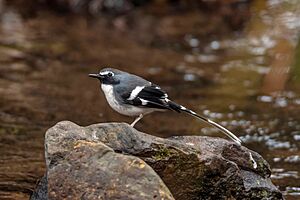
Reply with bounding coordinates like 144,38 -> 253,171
108,72 -> 113,77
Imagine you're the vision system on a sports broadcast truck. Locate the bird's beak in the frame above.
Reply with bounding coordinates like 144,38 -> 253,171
89,73 -> 103,79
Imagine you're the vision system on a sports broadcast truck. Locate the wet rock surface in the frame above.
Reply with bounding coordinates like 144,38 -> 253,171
33,121 -> 283,200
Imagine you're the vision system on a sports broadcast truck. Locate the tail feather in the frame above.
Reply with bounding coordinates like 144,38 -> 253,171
167,100 -> 242,145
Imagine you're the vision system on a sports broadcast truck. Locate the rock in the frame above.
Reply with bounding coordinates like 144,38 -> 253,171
40,121 -> 283,200
30,121 -> 284,199
30,175 -> 47,200
45,135 -> 173,199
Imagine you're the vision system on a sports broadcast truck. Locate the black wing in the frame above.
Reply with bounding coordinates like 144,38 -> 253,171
122,84 -> 171,110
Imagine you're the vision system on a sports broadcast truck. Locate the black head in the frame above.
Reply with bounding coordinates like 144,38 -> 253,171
89,68 -> 123,85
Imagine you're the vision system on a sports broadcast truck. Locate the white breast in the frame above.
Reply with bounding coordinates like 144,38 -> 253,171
101,84 -> 152,116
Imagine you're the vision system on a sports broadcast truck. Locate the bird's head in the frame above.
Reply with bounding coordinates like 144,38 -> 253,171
89,68 -> 122,85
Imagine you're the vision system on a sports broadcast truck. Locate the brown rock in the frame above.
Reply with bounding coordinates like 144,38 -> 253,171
42,121 -> 283,200
45,127 -> 174,200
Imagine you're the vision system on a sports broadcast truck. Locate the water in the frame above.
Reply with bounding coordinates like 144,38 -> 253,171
0,0 -> 300,199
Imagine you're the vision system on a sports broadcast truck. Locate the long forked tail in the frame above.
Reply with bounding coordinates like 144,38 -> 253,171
167,100 -> 242,145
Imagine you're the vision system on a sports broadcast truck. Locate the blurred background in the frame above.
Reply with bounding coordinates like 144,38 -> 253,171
0,0 -> 299,199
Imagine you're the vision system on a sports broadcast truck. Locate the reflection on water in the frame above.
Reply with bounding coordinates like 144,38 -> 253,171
0,0 -> 300,199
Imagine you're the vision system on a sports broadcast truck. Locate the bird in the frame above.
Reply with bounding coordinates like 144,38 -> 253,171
89,68 -> 242,145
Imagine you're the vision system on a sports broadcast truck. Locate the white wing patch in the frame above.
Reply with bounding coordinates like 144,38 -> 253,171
139,98 -> 149,105
127,86 -> 145,100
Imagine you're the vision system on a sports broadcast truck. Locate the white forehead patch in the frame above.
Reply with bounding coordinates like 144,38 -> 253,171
99,71 -> 114,76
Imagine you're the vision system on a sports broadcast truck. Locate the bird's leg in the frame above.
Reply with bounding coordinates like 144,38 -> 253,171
130,114 -> 143,127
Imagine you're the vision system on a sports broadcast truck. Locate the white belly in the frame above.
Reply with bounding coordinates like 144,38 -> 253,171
101,84 -> 153,116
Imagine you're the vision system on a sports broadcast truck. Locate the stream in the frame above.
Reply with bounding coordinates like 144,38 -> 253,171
0,0 -> 300,199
